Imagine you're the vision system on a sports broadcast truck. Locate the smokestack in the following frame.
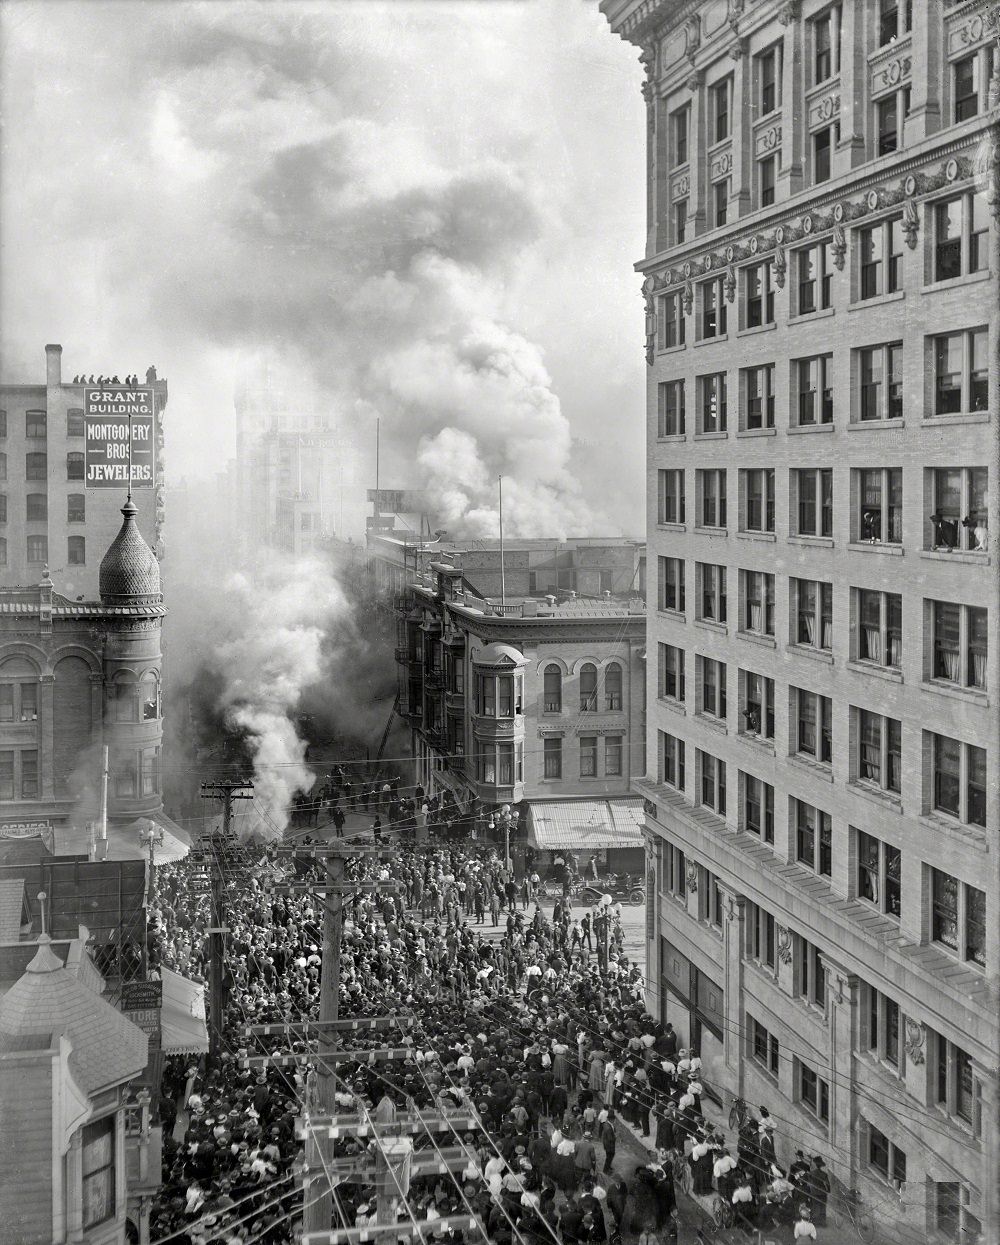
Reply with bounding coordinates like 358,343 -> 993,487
45,344 -> 62,388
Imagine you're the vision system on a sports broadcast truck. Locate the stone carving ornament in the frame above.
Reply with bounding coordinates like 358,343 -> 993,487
776,926 -> 792,964
685,860 -> 699,893
904,1017 -> 925,1065
772,246 -> 787,288
831,224 -> 847,270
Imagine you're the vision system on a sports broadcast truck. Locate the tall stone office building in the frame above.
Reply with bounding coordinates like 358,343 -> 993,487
602,1 -> 998,1240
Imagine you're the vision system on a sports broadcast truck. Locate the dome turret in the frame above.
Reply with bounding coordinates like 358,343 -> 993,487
99,499 -> 161,605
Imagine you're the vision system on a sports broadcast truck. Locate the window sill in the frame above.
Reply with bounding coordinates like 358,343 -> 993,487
656,342 -> 687,358
922,269 -> 993,296
738,630 -> 776,649
694,333 -> 730,348
786,643 -> 834,665
657,609 -> 688,623
657,521 -> 687,533
922,679 -> 988,707
848,290 -> 905,313
737,531 -> 776,542
693,431 -> 729,441
788,306 -> 834,326
694,619 -> 729,636
736,426 -> 777,437
923,412 -> 991,428
788,754 -> 834,783
738,733 -> 775,755
788,535 -> 834,548
847,418 -> 904,432
847,541 -> 903,556
920,550 -> 990,566
737,322 -> 777,338
918,813 -> 988,850
848,780 -> 902,814
694,713 -> 728,736
693,526 -> 728,537
656,433 -> 687,443
657,696 -> 687,717
847,660 -> 902,683
788,423 -> 834,435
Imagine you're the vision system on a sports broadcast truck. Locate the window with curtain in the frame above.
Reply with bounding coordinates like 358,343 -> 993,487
543,665 -> 562,713
82,1117 -> 116,1229
604,663 -> 622,710
579,664 -> 597,712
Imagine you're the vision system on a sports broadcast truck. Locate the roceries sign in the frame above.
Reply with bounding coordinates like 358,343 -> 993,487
84,386 -> 156,488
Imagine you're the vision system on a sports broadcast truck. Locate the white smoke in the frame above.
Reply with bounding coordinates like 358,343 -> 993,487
211,557 -> 348,840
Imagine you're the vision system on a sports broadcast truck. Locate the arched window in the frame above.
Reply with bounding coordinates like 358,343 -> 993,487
543,665 -> 562,713
0,657 -> 39,725
580,663 -> 598,712
605,663 -> 623,711
141,673 -> 160,721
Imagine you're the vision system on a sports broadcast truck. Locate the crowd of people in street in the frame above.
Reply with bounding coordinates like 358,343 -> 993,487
145,826 -> 848,1244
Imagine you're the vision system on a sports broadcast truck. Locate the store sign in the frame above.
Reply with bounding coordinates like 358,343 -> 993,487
121,980 -> 163,1010
84,387 -> 155,488
0,821 -> 48,839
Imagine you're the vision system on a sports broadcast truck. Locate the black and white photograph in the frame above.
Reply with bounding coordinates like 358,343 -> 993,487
0,1 -> 997,1243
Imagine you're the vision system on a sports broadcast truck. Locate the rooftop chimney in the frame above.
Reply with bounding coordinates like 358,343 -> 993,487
45,344 -> 62,388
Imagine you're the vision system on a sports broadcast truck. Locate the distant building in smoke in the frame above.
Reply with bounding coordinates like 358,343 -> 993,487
234,360 -> 364,556
0,344 -> 167,596
0,497 -> 185,859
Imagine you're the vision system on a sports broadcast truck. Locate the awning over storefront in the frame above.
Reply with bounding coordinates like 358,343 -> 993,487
160,966 -> 209,1055
52,810 -> 192,863
528,798 -> 645,852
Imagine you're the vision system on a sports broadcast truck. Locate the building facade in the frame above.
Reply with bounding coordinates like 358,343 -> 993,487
603,0 -> 999,1240
0,345 -> 166,596
0,500 -> 166,847
397,561 -> 647,869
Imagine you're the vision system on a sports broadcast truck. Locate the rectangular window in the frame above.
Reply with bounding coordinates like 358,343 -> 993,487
745,260 -> 775,328
21,750 -> 38,799
863,983 -> 903,1069
749,1015 -> 780,1076
933,328 -> 988,415
580,735 -> 598,778
796,936 -> 827,1008
931,733 -> 987,828
746,899 -> 776,968
758,154 -> 777,208
856,829 -> 901,917
859,217 -> 902,299
742,469 -> 775,533
19,683 -> 38,723
698,469 -> 727,529
931,871 -> 985,968
25,452 -> 46,481
674,199 -> 688,246
712,77 -> 731,143
876,93 -> 899,155
797,1059 -> 830,1121
659,643 -> 685,702
141,746 -> 160,796
742,773 -> 774,843
935,1182 -> 981,1244
697,563 -> 727,624
698,373 -> 727,433
0,686 -> 11,722
794,687 -> 833,763
855,708 -> 902,793
931,600 -> 987,689
792,468 -> 833,537
855,588 -> 902,669
67,493 -> 86,523
672,106 -> 689,166
954,53 -> 981,122
856,467 -> 902,544
813,125 -> 834,184
68,536 -> 86,566
878,0 -> 910,46
793,578 -> 833,650
756,44 -> 781,116
858,342 -> 903,420
543,736 -> 562,779
0,752 -> 12,801
659,556 -> 685,613
794,799 -> 832,876
657,380 -> 685,435
698,750 -> 726,814
26,534 -> 47,564
796,239 -> 833,314
933,192 -> 990,279
714,179 -> 729,228
657,293 -> 686,351
67,408 -> 85,437
813,5 -> 839,84
67,452 -> 85,481
664,841 -> 687,898
698,656 -> 727,721
25,410 -> 46,438
26,493 -> 47,522
658,469 -> 685,525
929,466 -> 988,552
0,495 -> 5,523
743,365 -> 775,430
741,569 -> 775,636
740,670 -> 774,740
867,1123 -> 906,1186
933,1032 -> 976,1125
700,277 -> 728,340
795,354 -> 834,425
82,1117 -> 116,1229
604,736 -> 622,777
661,731 -> 685,791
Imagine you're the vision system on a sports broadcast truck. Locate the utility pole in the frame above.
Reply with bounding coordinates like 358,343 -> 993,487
199,779 -> 254,1058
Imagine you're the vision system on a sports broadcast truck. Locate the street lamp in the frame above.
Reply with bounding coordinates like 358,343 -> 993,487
487,803 -> 519,877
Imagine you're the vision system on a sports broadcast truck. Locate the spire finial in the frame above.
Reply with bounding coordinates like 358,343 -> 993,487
37,890 -> 49,937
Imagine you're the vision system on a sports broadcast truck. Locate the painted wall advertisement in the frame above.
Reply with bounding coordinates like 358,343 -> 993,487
84,386 -> 156,488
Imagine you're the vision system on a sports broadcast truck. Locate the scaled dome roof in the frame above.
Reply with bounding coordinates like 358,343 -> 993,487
99,499 -> 161,604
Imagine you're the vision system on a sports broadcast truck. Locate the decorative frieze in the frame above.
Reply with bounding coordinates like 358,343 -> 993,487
754,123 -> 782,157
871,52 -> 912,99
947,9 -> 991,57
710,148 -> 733,180
808,91 -> 841,131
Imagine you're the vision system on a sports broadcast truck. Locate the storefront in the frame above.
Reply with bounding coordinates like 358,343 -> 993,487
527,798 -> 645,878
660,936 -> 725,1105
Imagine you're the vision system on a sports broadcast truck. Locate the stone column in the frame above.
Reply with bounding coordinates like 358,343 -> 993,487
825,958 -> 859,1170
39,674 -> 55,799
906,0 -> 941,139
836,0 -> 867,168
655,93 -> 670,254
778,9 -> 805,196
687,69 -> 707,237
729,40 -> 751,218
718,885 -> 746,1083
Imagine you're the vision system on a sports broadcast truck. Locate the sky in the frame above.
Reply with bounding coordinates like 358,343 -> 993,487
0,0 -> 646,537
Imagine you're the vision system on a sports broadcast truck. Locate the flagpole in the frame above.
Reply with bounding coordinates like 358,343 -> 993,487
498,474 -> 506,608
